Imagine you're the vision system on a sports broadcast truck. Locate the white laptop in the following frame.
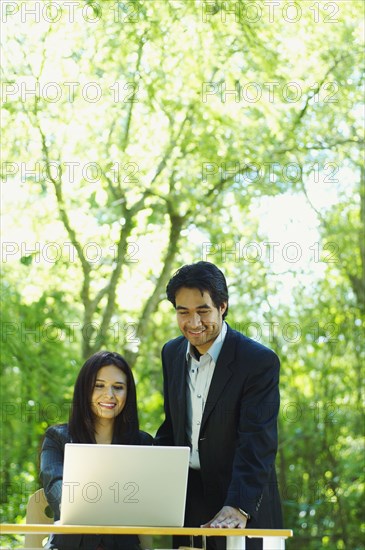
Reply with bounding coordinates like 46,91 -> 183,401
60,444 -> 190,527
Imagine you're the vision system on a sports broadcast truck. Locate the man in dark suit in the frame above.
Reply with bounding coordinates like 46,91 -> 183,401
155,262 -> 282,550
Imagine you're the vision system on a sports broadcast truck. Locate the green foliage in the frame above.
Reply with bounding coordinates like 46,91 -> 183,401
275,276 -> 364,549
0,279 -> 78,521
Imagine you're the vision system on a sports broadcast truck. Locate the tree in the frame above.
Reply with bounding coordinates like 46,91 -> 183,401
1,1 -> 364,548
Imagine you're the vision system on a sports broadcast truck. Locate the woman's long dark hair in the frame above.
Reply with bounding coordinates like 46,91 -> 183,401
68,351 -> 140,444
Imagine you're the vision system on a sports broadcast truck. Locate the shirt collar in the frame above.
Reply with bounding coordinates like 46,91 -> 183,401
186,321 -> 227,364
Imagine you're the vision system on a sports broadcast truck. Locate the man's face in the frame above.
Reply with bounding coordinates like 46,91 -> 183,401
175,287 -> 227,354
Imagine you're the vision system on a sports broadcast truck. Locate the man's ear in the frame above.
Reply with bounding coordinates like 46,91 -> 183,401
220,302 -> 228,316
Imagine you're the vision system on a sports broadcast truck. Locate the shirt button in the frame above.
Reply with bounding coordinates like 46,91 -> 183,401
197,394 -> 202,398
197,421 -> 201,425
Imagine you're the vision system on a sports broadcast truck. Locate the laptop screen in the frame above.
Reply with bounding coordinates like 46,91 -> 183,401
60,444 -> 190,527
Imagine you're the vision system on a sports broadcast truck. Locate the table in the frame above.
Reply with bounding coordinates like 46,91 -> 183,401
1,524 -> 293,549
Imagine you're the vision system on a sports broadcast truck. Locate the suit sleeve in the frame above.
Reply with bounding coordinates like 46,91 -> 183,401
154,343 -> 175,446
39,426 -> 65,520
224,350 -> 280,520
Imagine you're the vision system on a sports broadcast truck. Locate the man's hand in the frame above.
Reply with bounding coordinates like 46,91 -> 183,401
201,506 -> 248,528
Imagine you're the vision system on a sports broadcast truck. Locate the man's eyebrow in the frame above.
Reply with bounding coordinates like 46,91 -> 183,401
175,304 -> 212,310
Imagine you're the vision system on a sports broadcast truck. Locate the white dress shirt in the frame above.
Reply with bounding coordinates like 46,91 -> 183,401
186,322 -> 227,469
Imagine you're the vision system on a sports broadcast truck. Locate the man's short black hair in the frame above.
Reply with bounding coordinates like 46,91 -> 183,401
166,261 -> 229,319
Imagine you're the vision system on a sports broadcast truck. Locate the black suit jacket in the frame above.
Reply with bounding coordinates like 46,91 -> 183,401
155,323 -> 283,528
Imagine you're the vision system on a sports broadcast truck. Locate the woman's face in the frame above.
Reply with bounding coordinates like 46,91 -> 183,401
91,365 -> 127,422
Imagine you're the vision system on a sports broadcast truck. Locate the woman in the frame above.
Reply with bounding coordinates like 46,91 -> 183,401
40,351 -> 153,550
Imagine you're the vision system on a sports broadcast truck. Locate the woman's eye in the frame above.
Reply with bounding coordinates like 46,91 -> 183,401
94,383 -> 104,389
113,385 -> 124,391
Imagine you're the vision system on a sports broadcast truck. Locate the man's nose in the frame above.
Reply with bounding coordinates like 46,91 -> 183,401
189,313 -> 202,327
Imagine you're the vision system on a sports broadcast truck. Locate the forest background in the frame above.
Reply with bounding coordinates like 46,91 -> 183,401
1,1 -> 364,549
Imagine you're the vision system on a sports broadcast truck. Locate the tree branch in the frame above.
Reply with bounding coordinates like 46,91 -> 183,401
87,213 -> 134,356
292,54 -> 351,126
121,35 -> 145,151
126,207 -> 186,367
147,106 -> 193,188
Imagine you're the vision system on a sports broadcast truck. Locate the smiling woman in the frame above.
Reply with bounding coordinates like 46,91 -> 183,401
91,365 -> 128,444
40,351 -> 153,550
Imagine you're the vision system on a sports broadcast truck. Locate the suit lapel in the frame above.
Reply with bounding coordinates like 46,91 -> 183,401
170,340 -> 188,444
201,326 -> 236,431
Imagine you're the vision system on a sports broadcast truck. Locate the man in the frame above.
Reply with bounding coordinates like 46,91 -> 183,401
155,262 -> 283,550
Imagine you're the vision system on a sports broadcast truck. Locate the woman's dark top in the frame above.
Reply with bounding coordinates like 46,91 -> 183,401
40,423 -> 153,550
